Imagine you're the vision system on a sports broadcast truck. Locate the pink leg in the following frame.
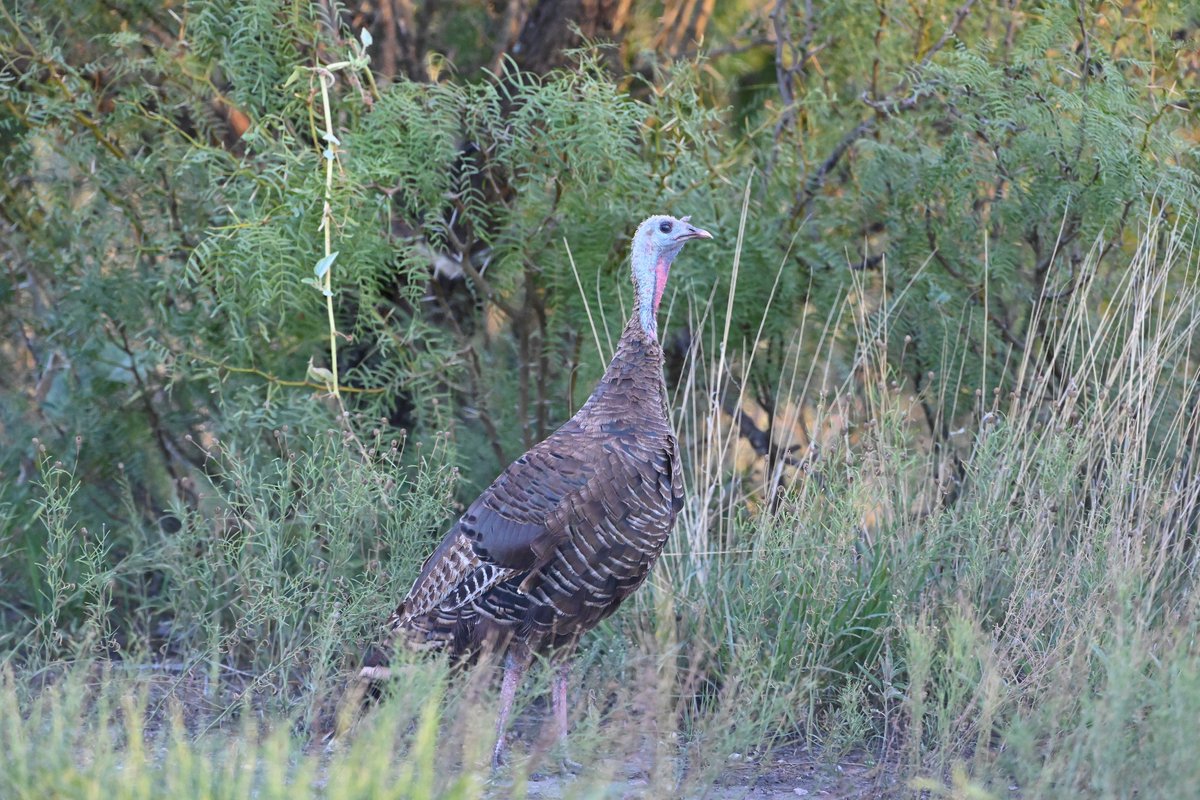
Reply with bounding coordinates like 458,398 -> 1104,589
551,661 -> 570,742
550,660 -> 581,773
493,652 -> 526,768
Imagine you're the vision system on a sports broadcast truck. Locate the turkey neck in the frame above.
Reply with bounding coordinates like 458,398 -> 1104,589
580,316 -> 670,424
635,246 -> 678,340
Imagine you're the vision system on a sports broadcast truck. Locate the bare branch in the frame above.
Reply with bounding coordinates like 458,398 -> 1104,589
788,0 -> 977,220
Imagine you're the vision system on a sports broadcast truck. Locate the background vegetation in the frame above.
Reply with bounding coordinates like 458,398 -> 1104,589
2,0 -> 1199,796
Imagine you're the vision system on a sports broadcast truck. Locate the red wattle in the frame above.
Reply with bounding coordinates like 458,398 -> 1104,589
652,256 -> 670,315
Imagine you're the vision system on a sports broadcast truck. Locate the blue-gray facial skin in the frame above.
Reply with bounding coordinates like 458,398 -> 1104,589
630,214 -> 713,337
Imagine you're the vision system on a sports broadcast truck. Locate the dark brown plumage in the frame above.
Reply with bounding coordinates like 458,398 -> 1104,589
359,214 -> 713,764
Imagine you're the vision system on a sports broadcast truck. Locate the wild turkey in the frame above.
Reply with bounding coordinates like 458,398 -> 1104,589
359,214 -> 713,764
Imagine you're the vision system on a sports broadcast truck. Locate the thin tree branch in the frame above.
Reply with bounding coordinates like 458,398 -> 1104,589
788,0 -> 977,221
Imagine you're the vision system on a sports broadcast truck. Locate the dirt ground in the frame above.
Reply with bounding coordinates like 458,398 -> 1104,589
705,748 -> 894,800
515,743 -> 896,800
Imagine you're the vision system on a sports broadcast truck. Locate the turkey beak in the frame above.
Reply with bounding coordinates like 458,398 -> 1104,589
681,224 -> 713,242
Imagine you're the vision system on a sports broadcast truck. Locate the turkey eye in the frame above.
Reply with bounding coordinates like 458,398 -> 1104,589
659,221 -> 673,234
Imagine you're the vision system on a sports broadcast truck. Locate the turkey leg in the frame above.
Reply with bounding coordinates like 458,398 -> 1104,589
551,661 -> 570,741
493,651 -> 526,767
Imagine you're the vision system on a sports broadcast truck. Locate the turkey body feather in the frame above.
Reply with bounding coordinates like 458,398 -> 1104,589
382,316 -> 683,660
